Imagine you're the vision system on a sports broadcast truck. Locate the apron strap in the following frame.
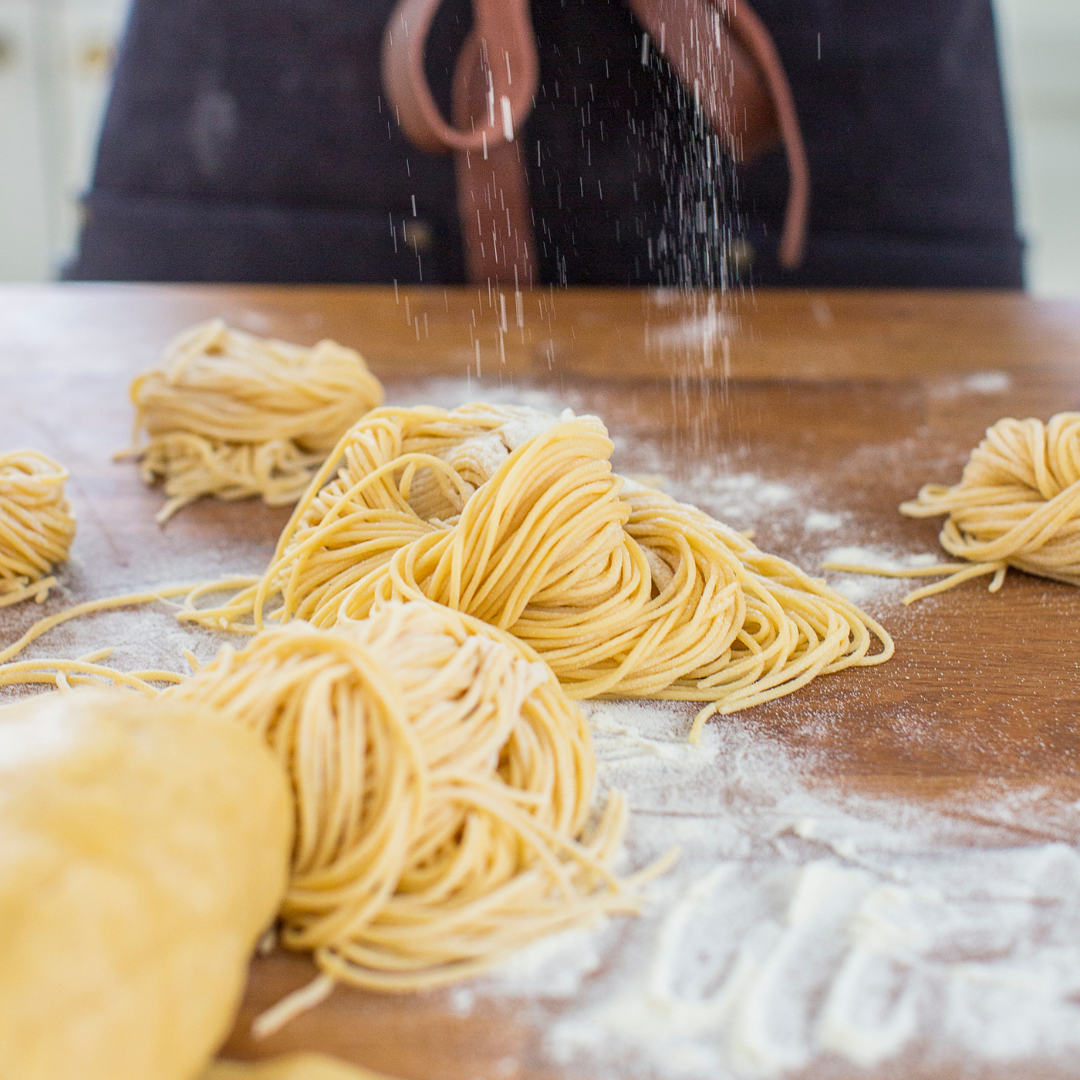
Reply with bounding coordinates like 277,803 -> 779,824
381,0 -> 807,282
382,0 -> 539,286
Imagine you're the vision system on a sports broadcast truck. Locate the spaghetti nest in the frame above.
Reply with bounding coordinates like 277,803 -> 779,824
0,450 -> 75,609
827,412 -> 1080,603
166,600 -> 635,998
126,319 -> 384,522
183,404 -> 892,735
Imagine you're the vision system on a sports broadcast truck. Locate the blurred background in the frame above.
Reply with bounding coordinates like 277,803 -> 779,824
0,0 -> 1076,293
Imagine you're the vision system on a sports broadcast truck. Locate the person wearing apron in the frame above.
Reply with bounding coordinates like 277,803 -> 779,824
66,0 -> 1023,289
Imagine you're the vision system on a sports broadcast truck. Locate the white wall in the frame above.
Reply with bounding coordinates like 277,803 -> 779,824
0,0 -> 127,281
0,0 -> 52,279
994,0 -> 1080,297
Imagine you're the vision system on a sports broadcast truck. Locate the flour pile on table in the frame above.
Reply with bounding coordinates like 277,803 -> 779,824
471,699 -> 1080,1079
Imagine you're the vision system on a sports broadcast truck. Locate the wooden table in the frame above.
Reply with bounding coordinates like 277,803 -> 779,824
3,284 -> 1080,1078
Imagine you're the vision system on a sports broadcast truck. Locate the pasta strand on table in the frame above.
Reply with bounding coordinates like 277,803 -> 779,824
824,412 -> 1080,603
0,582 -> 234,694
0,450 -> 75,609
122,319 -> 384,522
179,404 -> 892,737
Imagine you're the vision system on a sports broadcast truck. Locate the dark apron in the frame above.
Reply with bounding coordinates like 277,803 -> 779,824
67,0 -> 1023,288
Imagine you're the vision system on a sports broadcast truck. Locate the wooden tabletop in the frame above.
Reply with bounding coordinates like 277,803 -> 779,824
2,284 -> 1080,1078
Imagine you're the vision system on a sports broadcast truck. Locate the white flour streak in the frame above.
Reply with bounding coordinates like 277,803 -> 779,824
825,547 -> 943,572
965,371 -> 1011,394
804,511 -> 845,531
929,370 -> 1012,400
670,470 -> 794,525
478,700 -> 1080,1078
822,546 -> 947,604
828,575 -> 907,606
643,304 -> 733,353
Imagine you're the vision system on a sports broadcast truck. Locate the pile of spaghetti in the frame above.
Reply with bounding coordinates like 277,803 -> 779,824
0,400 -> 893,1021
182,404 -> 893,739
166,600 -> 637,1013
124,319 -> 384,522
825,412 -> 1080,603
0,450 -> 75,609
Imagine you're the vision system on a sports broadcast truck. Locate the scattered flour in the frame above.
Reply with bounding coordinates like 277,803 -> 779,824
803,511 -> 845,532
481,921 -> 613,1000
672,469 -> 794,524
830,575 -> 897,606
964,371 -> 1011,394
448,987 -> 476,1017
825,547 -> 944,572
478,700 -> 1080,1078
642,298 -> 732,371
929,370 -> 1012,400
823,546 -> 946,604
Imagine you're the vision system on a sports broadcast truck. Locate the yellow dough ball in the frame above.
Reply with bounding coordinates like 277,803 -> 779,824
0,689 -> 294,1080
207,1054 -> 394,1080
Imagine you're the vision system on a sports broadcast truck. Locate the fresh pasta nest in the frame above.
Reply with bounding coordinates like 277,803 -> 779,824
127,319 -> 384,521
0,449 -> 75,609
183,404 -> 892,736
167,600 -> 634,997
827,412 -> 1080,603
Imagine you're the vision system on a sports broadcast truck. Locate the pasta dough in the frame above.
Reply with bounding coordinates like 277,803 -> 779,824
0,450 -> 75,609
125,319 -> 384,522
0,689 -> 293,1080
206,1054 -> 394,1080
181,404 -> 891,734
166,601 -> 636,999
824,412 -> 1080,603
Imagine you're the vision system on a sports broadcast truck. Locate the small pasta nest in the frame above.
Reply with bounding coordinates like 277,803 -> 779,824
126,319 -> 384,521
0,450 -> 75,609
825,412 -> 1080,603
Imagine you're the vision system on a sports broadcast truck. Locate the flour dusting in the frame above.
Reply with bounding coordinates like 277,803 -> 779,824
822,546 -> 947,605
475,700 -> 1080,1078
929,370 -> 1012,400
804,511 -> 845,532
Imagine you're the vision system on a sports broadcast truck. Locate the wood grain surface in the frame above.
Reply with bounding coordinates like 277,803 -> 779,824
2,284 -> 1080,1079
